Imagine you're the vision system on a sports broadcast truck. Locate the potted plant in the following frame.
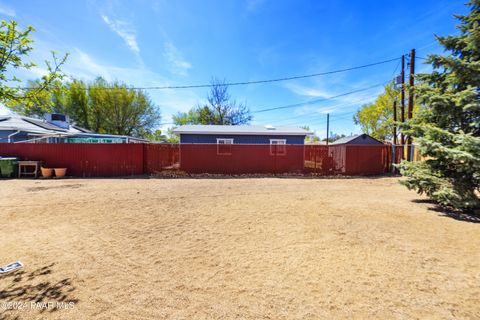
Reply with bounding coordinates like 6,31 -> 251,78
54,168 -> 67,178
41,167 -> 53,178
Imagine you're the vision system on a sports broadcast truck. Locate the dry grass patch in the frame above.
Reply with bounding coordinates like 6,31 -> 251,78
0,177 -> 479,319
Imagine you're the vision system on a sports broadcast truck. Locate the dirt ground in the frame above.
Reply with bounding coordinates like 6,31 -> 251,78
0,177 -> 479,319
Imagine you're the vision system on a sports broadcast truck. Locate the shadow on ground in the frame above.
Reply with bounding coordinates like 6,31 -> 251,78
0,263 -> 78,319
412,199 -> 480,223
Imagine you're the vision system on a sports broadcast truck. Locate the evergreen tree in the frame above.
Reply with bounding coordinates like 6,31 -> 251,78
398,1 -> 480,210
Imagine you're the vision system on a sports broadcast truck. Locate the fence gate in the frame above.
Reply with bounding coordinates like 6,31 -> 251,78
143,144 -> 180,174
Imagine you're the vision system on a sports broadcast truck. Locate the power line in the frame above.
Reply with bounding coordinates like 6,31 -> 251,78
273,58 -> 400,126
391,58 -> 401,78
18,57 -> 399,91
159,82 -> 386,127
162,82 -> 388,127
159,57 -> 398,127
252,81 -> 387,114
273,95 -> 379,126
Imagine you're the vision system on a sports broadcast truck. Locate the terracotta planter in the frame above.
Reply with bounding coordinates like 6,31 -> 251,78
54,168 -> 67,178
41,167 -> 53,178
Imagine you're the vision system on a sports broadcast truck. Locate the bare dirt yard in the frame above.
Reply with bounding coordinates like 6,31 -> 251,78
0,177 -> 479,319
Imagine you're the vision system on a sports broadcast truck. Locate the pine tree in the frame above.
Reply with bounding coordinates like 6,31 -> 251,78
398,0 -> 480,210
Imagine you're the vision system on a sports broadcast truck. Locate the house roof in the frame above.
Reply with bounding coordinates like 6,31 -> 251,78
0,114 -> 86,135
71,125 -> 93,133
330,133 -> 384,145
0,113 -> 149,142
173,125 -> 313,136
22,117 -> 69,132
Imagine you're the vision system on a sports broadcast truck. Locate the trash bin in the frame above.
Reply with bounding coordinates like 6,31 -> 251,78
0,157 -> 19,178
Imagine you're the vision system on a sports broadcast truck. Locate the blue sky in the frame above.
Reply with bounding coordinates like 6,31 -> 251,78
0,0 -> 468,138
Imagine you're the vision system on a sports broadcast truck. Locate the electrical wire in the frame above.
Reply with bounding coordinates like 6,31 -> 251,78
158,83 -> 386,127
17,57 -> 399,91
271,57 -> 400,126
252,81 -> 388,114
156,57 -> 399,127
273,95 -> 379,126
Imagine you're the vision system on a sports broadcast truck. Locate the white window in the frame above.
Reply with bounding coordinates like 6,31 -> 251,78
217,138 -> 233,155
270,139 -> 287,156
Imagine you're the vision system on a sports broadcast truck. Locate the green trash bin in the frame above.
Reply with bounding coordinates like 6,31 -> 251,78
0,157 -> 19,178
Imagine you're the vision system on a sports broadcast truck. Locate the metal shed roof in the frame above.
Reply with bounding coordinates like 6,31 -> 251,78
173,125 -> 312,136
330,134 -> 384,145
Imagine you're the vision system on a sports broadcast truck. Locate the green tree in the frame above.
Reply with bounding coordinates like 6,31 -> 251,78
300,125 -> 320,143
322,134 -> 346,143
1,20 -> 68,107
173,78 -> 252,125
398,1 -> 480,210
145,128 -> 178,143
353,83 -> 400,141
11,77 -> 162,139
86,79 -> 161,137
66,79 -> 89,129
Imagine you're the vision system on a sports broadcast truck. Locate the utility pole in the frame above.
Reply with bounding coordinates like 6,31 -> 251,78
326,113 -> 330,146
393,100 -> 397,145
392,100 -> 398,173
400,54 -> 405,159
407,49 -> 415,161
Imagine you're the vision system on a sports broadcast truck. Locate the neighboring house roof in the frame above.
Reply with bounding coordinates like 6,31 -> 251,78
22,117 -> 69,132
0,114 -> 92,135
0,115 -> 55,134
173,125 -> 313,136
330,133 -> 384,145
0,113 -> 148,142
71,125 -> 93,133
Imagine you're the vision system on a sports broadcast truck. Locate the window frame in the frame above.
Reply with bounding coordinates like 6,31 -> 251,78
216,138 -> 234,155
269,139 -> 287,156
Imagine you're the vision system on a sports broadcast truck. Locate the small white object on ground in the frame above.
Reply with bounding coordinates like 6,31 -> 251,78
0,261 -> 23,274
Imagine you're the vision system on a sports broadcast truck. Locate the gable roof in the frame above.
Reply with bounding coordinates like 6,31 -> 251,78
173,125 -> 312,136
330,134 -> 384,145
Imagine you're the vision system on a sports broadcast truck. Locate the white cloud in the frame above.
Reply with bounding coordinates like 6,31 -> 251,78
101,15 -> 140,54
62,48 -> 157,85
0,3 -> 15,17
27,66 -> 50,78
163,42 -> 192,76
63,49 -> 199,128
283,80 -> 384,117
284,83 -> 331,98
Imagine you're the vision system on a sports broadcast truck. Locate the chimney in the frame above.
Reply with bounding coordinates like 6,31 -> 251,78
44,113 -> 70,129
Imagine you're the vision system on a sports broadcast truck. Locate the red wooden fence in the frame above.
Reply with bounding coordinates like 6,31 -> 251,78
179,144 -> 305,174
144,144 -> 180,173
0,143 -> 394,177
0,143 -> 144,177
